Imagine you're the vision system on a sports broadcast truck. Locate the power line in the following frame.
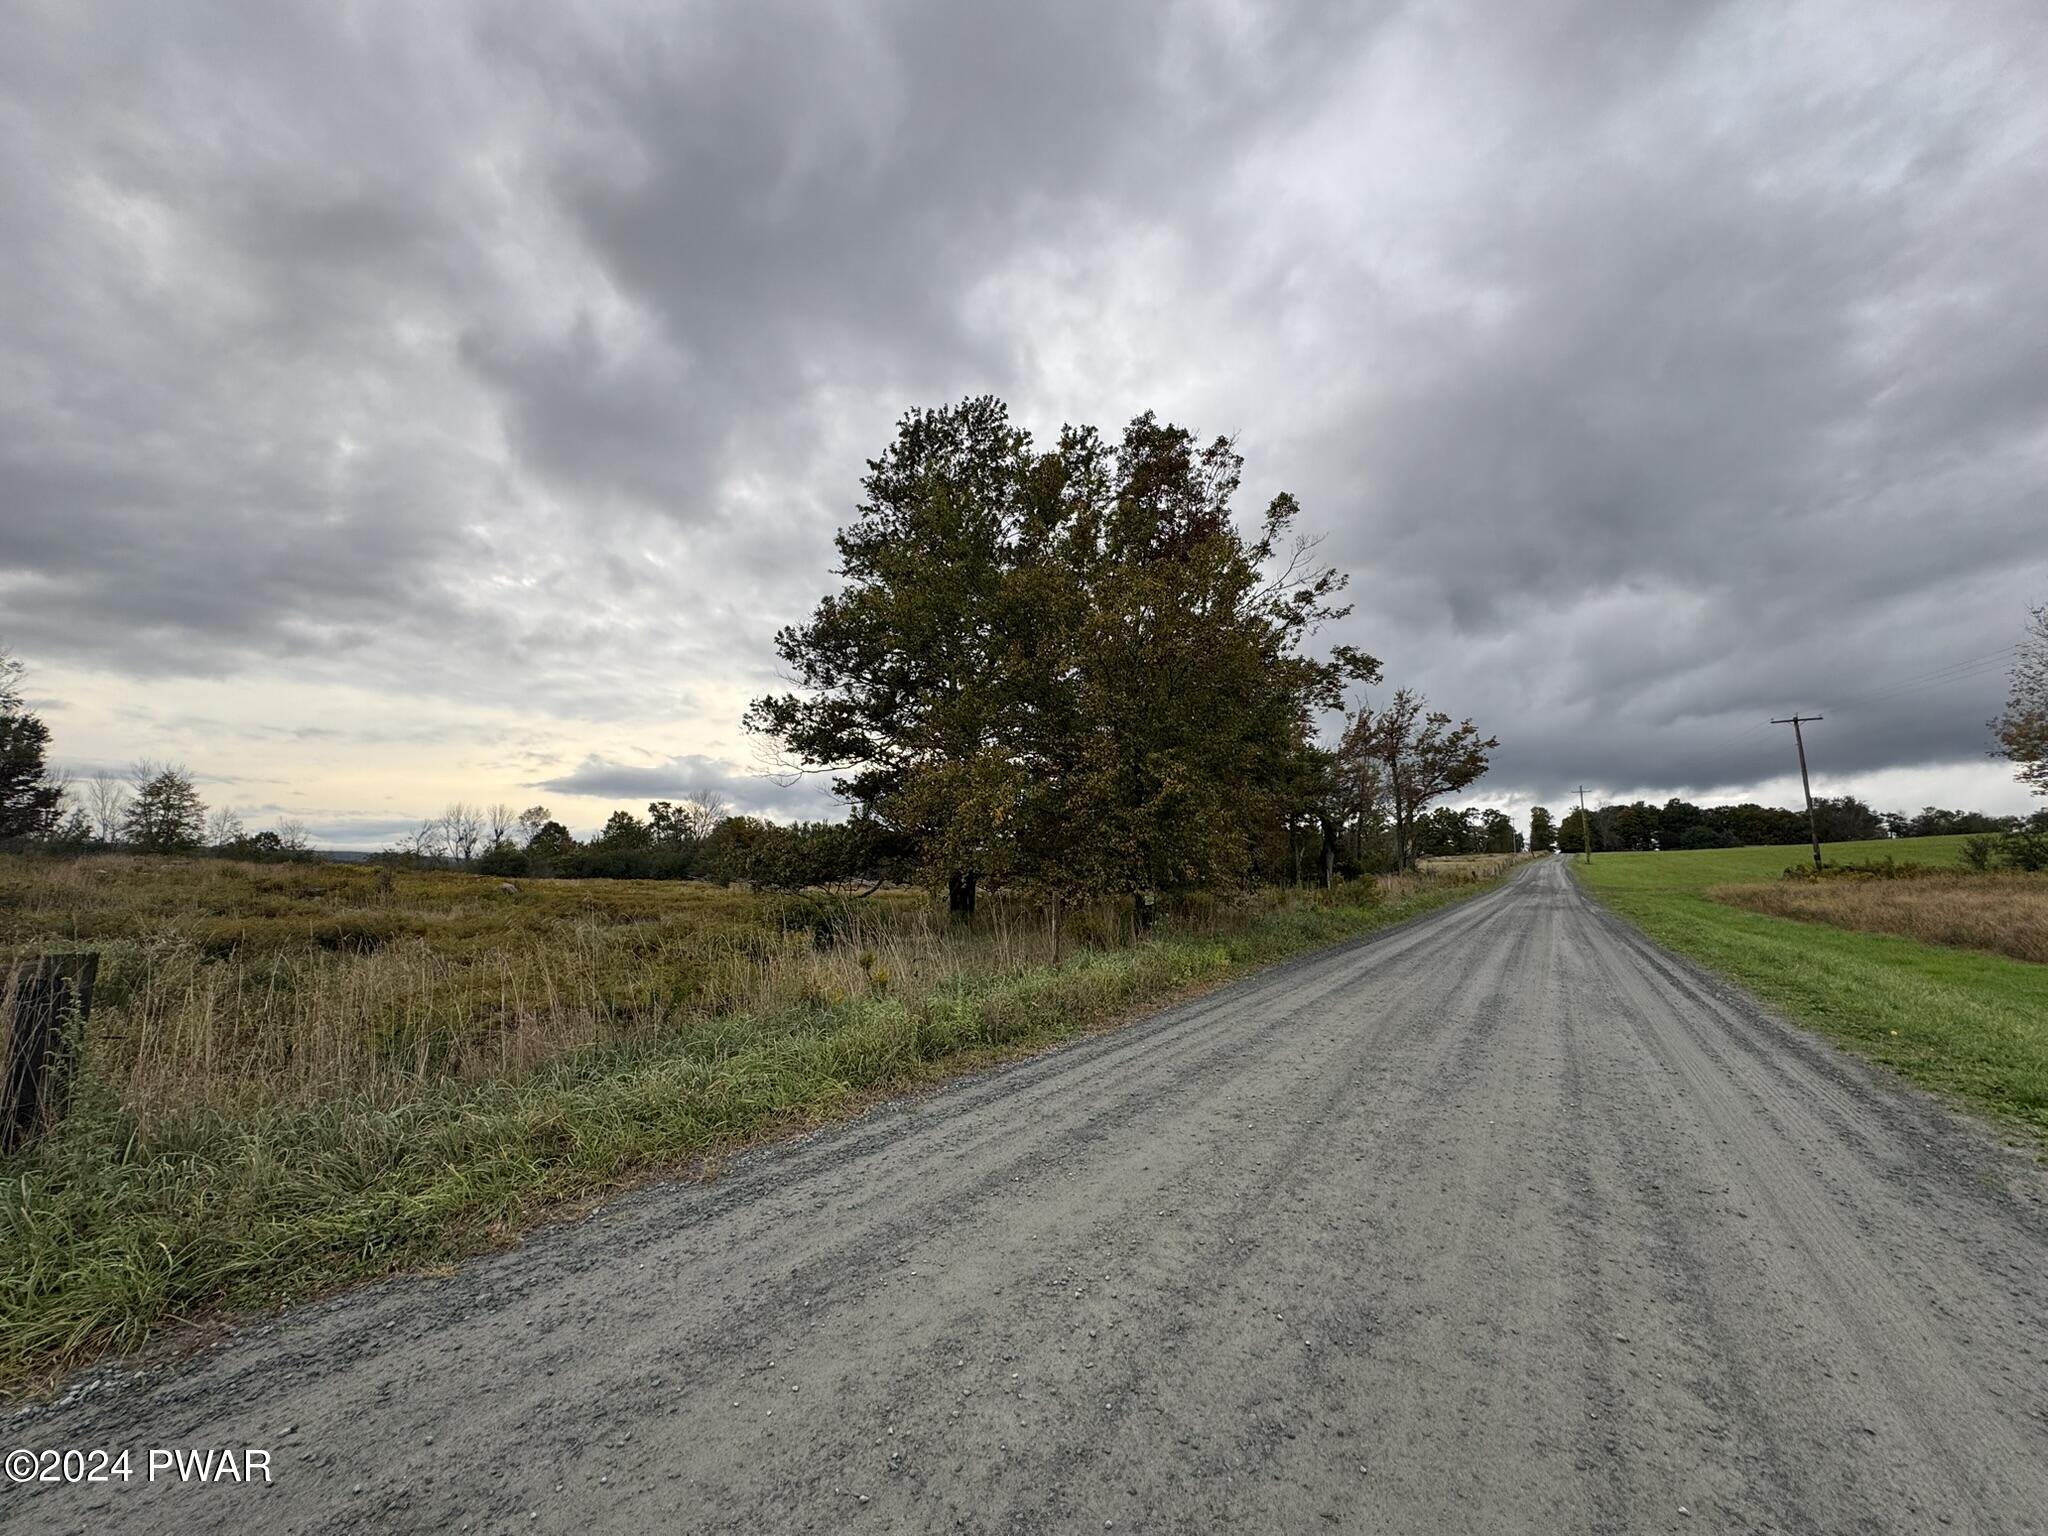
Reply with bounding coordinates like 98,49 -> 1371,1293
1836,655 -> 2015,705
1824,644 -> 2021,712
1831,659 -> 2017,712
1720,644 -> 2020,745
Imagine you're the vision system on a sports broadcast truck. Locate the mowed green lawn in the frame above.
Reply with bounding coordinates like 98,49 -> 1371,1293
1572,836 -> 2048,1147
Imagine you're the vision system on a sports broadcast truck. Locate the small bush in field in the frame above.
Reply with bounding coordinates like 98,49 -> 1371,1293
1787,855 -> 1953,882
1961,835 -> 2001,871
476,841 -> 529,877
2000,813 -> 2048,873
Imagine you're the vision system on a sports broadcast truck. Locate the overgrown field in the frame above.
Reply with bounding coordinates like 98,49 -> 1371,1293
1572,836 -> 2048,1148
1716,875 -> 2048,965
0,854 -> 1510,1392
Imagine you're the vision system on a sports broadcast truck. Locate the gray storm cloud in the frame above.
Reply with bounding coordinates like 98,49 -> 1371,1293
2,0 -> 2044,817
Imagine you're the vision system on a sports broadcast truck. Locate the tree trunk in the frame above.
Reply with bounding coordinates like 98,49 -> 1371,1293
1320,818 -> 1338,889
1133,891 -> 1155,934
948,871 -> 977,920
1387,761 -> 1408,870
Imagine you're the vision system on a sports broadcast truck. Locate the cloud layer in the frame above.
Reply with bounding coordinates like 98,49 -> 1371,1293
4,0 -> 2045,837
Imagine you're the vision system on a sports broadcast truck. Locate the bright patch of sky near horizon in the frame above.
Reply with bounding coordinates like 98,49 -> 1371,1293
2,0 -> 2044,845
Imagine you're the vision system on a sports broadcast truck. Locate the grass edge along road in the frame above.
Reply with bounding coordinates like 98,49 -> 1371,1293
0,867 -> 1504,1396
1571,837 -> 2048,1151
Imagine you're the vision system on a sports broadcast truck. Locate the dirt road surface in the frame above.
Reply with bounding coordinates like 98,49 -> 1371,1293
7,859 -> 2046,1534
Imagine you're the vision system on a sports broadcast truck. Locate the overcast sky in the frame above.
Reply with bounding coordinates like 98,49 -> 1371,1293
4,1 -> 2044,845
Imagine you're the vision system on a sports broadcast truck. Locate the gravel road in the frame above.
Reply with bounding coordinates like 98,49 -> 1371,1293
7,858 -> 2047,1534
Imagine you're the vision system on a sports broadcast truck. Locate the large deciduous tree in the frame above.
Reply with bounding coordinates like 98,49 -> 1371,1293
1612,800 -> 1660,851
747,397 -> 1036,916
748,399 -> 1375,916
485,803 -> 517,849
647,792 -> 728,854
1049,416 -> 1375,913
205,804 -> 248,849
595,809 -> 651,850
514,805 -> 554,848
1558,804 -> 1599,855
442,803 -> 484,865
1479,808 -> 1518,853
1994,604 -> 2048,796
83,774 -> 130,844
1342,690 -> 1497,869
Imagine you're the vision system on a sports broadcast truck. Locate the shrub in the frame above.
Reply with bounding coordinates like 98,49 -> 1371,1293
771,891 -> 859,949
308,913 -> 409,952
476,841 -> 530,877
2000,812 -> 2048,873
1961,835 -> 2001,872
1786,856 -> 1952,882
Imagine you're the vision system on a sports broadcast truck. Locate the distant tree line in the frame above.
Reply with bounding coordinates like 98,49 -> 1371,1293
373,795 -> 898,889
1381,805 -> 1525,858
47,760 -> 313,860
1544,794 -> 2027,854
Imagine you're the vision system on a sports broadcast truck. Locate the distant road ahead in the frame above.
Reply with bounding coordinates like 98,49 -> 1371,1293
9,859 -> 2046,1534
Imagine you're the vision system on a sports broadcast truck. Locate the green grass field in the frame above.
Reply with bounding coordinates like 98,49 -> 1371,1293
1571,836 -> 2048,1148
1574,833 -> 1977,886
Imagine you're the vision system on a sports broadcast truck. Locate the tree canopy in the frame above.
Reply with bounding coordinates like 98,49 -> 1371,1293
749,398 -> 1378,910
1994,604 -> 2047,797
122,763 -> 207,853
1339,690 -> 1496,869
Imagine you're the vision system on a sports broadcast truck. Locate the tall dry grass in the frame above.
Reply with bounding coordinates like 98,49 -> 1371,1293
1,856 -> 1502,1128
1712,874 -> 2048,965
0,852 -> 1515,1392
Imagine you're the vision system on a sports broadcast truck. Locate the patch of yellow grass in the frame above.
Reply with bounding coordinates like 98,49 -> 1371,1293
1711,875 -> 2048,966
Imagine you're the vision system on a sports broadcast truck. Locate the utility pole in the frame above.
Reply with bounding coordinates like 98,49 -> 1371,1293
1770,715 -> 1825,873
1575,786 -> 1593,863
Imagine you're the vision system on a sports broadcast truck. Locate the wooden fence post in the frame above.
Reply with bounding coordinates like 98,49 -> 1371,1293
2,953 -> 98,1153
